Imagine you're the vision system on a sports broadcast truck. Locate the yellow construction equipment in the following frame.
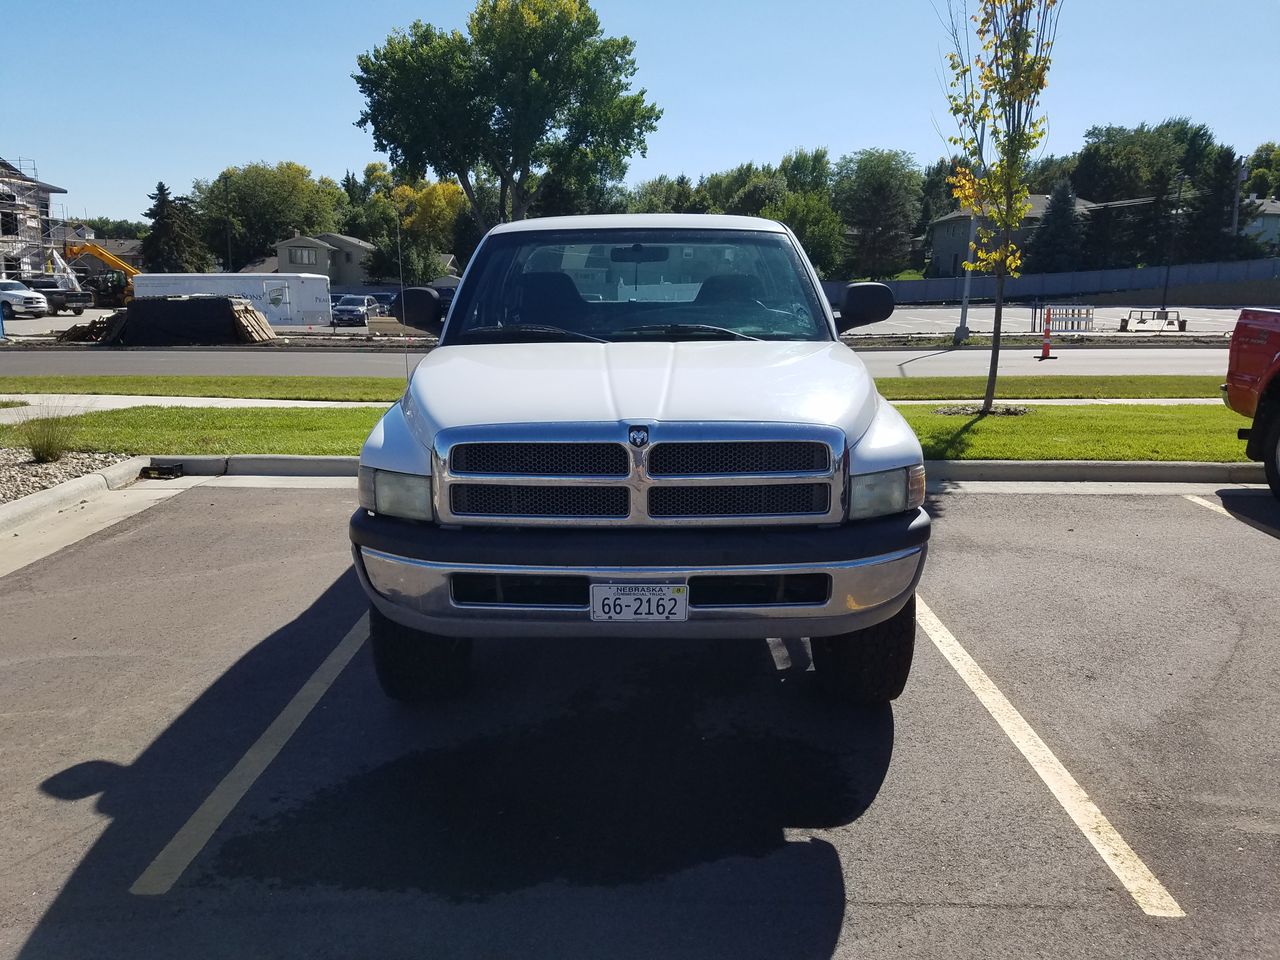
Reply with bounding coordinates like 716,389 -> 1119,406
65,242 -> 139,307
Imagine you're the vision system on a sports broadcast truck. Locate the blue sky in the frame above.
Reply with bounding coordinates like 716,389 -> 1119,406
7,0 -> 1277,220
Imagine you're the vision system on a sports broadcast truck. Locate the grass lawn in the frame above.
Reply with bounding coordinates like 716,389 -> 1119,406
876,375 -> 1221,401
0,375 -> 405,402
0,373 -> 1221,403
900,404 -> 1249,461
0,407 -> 385,457
0,400 -> 26,409
0,402 -> 1249,462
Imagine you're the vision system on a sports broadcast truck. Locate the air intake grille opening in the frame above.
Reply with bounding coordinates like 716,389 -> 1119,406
648,483 -> 830,517
688,573 -> 830,606
452,573 -> 589,607
452,442 -> 629,477
648,441 -> 829,476
451,484 -> 629,517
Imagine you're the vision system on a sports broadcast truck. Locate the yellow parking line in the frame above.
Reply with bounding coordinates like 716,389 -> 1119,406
130,614 -> 368,896
915,597 -> 1185,918
1183,494 -> 1233,518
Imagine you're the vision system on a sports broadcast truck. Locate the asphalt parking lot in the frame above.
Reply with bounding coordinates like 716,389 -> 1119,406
2,481 -> 1278,959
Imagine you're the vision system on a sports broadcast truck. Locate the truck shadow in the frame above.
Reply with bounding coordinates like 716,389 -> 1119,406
1214,489 -> 1280,541
21,572 -> 895,960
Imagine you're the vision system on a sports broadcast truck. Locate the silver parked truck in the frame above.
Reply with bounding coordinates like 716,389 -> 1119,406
350,215 -> 930,703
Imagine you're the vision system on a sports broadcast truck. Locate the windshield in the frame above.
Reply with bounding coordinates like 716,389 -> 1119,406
337,296 -> 364,306
0,280 -> 29,291
443,228 -> 829,345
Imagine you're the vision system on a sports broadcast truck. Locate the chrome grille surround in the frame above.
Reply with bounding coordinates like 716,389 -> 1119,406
432,422 -> 846,527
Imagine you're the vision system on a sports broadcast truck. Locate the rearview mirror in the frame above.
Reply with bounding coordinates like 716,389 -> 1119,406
610,244 -> 670,264
837,282 -> 895,332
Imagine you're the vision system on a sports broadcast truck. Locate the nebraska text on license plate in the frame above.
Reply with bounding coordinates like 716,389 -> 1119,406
590,583 -> 688,622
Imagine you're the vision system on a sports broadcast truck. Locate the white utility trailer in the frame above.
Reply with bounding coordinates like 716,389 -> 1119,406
131,273 -> 333,328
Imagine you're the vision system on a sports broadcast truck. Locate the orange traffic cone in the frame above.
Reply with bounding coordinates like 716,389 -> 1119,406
1037,306 -> 1057,361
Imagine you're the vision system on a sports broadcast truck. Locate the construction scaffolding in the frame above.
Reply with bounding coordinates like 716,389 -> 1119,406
0,156 -> 82,289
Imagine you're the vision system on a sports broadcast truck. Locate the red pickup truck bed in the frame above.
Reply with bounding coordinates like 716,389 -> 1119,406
1224,308 -> 1280,497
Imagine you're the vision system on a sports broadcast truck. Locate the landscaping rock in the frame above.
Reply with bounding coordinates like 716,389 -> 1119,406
0,448 -> 129,506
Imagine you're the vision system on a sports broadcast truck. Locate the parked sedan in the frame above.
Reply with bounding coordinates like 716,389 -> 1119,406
370,292 -> 394,316
332,295 -> 379,326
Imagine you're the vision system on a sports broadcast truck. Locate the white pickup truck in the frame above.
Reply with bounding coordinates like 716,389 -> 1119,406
350,214 -> 930,704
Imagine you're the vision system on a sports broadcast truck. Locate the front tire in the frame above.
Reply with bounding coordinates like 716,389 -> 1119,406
1263,413 -> 1280,502
811,596 -> 917,704
72,307 -> 84,316
368,604 -> 472,702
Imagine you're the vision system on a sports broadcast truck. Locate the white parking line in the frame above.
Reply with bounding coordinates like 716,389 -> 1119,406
1183,494 -> 1233,517
129,615 -> 368,896
915,596 -> 1185,918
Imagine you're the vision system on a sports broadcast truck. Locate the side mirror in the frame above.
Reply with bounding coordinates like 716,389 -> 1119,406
837,282 -> 895,333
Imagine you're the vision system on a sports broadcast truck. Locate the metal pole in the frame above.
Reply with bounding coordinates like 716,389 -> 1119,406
1230,158 -> 1245,236
1160,174 -> 1186,313
954,214 -> 977,343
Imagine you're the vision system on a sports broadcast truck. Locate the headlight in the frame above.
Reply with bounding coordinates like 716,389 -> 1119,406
358,466 -> 433,521
848,464 -> 926,520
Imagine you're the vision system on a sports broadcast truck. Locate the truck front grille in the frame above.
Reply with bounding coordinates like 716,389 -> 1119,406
452,442 -> 628,477
648,441 -> 829,475
450,483 -> 629,518
436,427 -> 843,526
648,483 -> 830,518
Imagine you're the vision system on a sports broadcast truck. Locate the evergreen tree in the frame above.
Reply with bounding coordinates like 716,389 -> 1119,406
140,182 -> 213,272
1024,181 -> 1084,274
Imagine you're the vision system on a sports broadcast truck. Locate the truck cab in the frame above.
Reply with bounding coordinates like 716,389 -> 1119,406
350,214 -> 930,704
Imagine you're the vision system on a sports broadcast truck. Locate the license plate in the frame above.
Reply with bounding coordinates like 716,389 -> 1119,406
590,583 -> 688,622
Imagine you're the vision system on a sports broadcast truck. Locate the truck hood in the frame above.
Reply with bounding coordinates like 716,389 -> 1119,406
404,341 -> 881,442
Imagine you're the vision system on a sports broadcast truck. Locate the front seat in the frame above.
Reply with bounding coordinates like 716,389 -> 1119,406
516,272 -> 585,328
694,273 -> 764,305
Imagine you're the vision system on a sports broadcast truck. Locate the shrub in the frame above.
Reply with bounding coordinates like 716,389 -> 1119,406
16,413 -> 77,463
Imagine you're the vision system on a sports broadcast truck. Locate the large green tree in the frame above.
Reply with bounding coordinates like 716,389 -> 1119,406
191,162 -> 347,270
833,149 -> 922,279
760,190 -> 845,277
1023,180 -> 1083,273
355,0 -> 661,229
140,182 -> 213,273
626,174 -> 711,214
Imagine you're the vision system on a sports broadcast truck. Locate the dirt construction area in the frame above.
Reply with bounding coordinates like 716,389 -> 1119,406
1,479 -> 1278,959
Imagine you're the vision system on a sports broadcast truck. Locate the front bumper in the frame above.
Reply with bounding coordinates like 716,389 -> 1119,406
350,508 -> 930,639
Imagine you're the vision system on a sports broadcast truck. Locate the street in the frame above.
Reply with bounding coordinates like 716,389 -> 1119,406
1,481 -> 1277,959
0,345 -> 1231,378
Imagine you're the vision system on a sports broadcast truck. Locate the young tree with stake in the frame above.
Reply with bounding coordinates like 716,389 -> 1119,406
944,0 -> 1063,413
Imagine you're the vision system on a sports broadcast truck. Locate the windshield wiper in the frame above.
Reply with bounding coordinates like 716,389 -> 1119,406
462,324 -> 607,344
617,323 -> 761,341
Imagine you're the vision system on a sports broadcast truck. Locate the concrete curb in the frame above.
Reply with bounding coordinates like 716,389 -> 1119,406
149,455 -> 359,477
0,455 -> 150,534
926,459 -> 1266,483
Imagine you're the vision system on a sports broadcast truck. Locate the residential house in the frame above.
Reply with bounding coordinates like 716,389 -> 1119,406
1243,195 -> 1280,254
315,232 -> 376,287
926,193 -> 1095,277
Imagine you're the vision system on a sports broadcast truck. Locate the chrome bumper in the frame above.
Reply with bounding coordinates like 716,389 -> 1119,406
353,543 -> 926,639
